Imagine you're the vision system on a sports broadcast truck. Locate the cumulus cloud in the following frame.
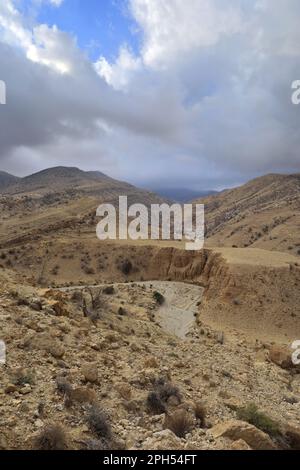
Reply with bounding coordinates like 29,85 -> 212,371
0,0 -> 300,189
95,46 -> 142,90
129,0 -> 243,68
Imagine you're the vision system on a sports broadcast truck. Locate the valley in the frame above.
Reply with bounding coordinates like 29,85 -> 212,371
0,167 -> 300,451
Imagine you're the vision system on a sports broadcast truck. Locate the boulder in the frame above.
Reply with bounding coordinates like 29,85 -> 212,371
211,420 -> 277,450
82,363 -> 98,384
141,429 -> 184,450
230,439 -> 252,450
269,345 -> 293,370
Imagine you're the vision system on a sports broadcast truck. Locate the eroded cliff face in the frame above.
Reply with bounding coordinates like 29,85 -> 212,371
2,236 -> 299,342
137,246 -> 300,342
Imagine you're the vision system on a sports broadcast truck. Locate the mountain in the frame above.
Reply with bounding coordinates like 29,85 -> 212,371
1,166 -> 168,205
193,173 -> 300,254
4,166 -> 124,194
0,166 -> 169,249
0,171 -> 20,191
148,187 -> 217,202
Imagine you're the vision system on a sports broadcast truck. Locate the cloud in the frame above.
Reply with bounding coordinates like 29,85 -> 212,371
95,45 -> 142,90
129,0 -> 243,68
49,0 -> 64,6
0,0 -> 300,189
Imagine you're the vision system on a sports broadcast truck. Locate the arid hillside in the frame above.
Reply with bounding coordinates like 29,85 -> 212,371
0,166 -> 169,250
1,168 -> 300,451
194,173 -> 300,255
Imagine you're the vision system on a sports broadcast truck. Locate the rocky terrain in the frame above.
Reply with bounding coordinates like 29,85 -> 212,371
194,173 -> 300,255
0,167 -> 300,451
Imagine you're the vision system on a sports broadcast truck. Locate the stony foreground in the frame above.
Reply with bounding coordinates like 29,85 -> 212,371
1,270 -> 300,450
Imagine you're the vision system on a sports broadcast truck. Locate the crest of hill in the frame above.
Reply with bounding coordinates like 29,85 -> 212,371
0,166 -> 169,206
193,173 -> 300,254
4,166 -> 120,194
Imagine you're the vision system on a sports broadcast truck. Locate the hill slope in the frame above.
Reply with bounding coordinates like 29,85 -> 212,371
194,173 -> 300,254
0,171 -> 20,191
0,166 -> 171,250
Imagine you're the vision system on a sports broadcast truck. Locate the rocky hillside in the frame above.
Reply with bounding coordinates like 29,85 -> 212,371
1,166 -> 167,204
0,166 -> 169,249
193,173 -> 300,255
0,171 -> 20,191
1,255 -> 300,451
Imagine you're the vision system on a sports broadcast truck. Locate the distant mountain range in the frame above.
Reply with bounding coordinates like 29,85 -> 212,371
0,166 -> 168,206
0,167 -> 299,255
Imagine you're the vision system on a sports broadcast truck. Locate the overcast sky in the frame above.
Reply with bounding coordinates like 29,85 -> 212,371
0,0 -> 300,190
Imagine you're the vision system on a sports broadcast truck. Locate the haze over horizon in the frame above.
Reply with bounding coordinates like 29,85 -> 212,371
1,0 -> 300,190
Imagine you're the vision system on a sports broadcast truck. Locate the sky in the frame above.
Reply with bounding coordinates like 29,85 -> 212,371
0,0 -> 300,191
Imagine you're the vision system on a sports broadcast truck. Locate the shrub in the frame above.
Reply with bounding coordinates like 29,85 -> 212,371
103,286 -> 115,295
153,291 -> 165,305
33,424 -> 68,450
164,410 -> 194,438
155,379 -> 181,404
121,260 -> 133,275
194,402 -> 206,427
12,369 -> 35,386
51,265 -> 60,275
86,406 -> 112,440
147,392 -> 166,415
56,377 -> 73,397
118,307 -> 126,316
71,290 -> 82,303
236,403 -> 280,437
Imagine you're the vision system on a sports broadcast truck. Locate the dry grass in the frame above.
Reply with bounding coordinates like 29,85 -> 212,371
164,410 -> 194,438
33,424 -> 68,450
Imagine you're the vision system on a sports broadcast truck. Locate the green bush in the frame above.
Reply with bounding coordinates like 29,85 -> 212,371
236,403 -> 280,437
153,291 -> 165,305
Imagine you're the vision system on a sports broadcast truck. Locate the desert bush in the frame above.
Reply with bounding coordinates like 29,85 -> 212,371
154,378 -> 182,405
118,307 -> 126,316
164,410 -> 194,438
194,402 -> 206,427
56,377 -> 73,397
12,369 -> 35,386
33,424 -> 68,450
86,288 -> 103,310
121,259 -> 133,275
71,290 -> 82,303
147,391 -> 166,415
84,266 -> 95,275
51,265 -> 60,276
103,286 -> 115,295
153,291 -> 165,305
236,403 -> 280,437
86,406 -> 112,440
